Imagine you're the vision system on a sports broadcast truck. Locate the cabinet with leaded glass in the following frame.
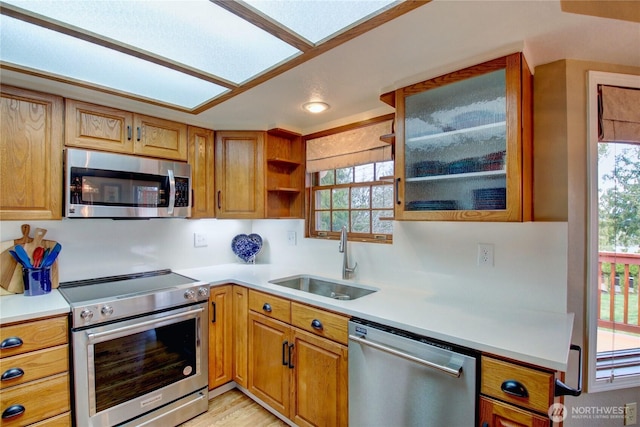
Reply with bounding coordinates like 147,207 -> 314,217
383,53 -> 532,221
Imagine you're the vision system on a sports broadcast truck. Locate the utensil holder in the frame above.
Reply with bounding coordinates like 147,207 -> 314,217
22,266 -> 52,296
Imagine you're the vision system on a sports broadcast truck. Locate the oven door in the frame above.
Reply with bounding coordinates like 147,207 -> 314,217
71,303 -> 208,427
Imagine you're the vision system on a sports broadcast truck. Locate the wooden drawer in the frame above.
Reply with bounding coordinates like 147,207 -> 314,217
0,372 -> 70,426
0,317 -> 68,358
481,356 -> 554,414
291,302 -> 349,345
479,396 -> 550,427
29,412 -> 71,427
0,345 -> 68,390
249,290 -> 291,323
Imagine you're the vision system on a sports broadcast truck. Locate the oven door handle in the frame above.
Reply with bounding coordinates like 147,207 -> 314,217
86,307 -> 204,342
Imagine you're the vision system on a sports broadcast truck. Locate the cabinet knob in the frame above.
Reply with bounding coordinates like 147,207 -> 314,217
0,337 -> 23,350
1,368 -> 24,381
262,303 -> 272,313
2,404 -> 25,419
311,319 -> 323,330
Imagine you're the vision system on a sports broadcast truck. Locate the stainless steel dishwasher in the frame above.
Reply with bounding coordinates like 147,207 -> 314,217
348,318 -> 479,426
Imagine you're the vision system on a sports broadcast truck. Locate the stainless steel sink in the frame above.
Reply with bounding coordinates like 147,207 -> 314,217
269,275 -> 378,300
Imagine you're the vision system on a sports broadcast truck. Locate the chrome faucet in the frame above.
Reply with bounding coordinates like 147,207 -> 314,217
339,225 -> 357,279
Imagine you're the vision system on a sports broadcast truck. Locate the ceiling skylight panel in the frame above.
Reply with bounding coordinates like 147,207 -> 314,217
243,0 -> 399,44
2,0 -> 301,84
0,15 -> 227,109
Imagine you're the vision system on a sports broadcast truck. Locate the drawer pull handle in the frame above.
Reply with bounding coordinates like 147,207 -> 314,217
1,368 -> 24,381
262,303 -> 272,313
555,344 -> 583,397
0,337 -> 23,349
501,380 -> 529,398
311,319 -> 323,330
2,404 -> 25,419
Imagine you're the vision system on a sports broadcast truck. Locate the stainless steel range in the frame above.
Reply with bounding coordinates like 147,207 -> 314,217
58,270 -> 209,427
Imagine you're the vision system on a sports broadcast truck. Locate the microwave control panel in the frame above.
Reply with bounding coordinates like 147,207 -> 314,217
175,177 -> 190,207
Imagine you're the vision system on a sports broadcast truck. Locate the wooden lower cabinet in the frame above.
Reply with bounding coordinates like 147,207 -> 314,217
291,328 -> 348,427
248,312 -> 291,416
0,314 -> 70,426
480,396 -> 550,427
209,285 -> 233,389
247,290 -> 349,427
479,355 -> 559,427
232,285 -> 249,388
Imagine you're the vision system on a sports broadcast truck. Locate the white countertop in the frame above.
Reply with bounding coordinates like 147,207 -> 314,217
174,263 -> 574,372
0,263 -> 574,371
0,289 -> 70,324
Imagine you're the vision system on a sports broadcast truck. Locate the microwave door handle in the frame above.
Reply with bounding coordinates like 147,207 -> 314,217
167,169 -> 175,215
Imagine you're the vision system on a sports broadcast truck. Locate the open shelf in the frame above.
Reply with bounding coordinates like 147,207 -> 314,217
268,187 -> 301,193
267,158 -> 302,168
265,128 -> 305,219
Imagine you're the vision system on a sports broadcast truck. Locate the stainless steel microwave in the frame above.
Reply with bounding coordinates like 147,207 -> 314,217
65,148 -> 191,218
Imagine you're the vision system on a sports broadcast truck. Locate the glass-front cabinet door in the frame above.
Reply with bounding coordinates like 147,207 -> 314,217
392,53 -> 532,221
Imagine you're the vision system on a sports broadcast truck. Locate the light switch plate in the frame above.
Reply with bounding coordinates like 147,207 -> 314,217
194,233 -> 208,248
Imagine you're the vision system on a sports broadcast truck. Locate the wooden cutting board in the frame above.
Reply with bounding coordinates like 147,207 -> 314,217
0,225 -> 59,295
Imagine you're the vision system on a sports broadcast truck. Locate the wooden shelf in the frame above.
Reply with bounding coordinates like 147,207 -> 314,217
380,133 -> 395,144
267,158 -> 302,168
268,187 -> 301,193
380,91 -> 396,108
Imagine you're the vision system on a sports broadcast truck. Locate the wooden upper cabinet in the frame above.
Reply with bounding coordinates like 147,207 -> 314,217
65,99 -> 134,154
134,114 -> 187,161
214,131 -> 265,219
388,53 -> 532,222
65,99 -> 188,161
1,85 -> 63,220
188,126 -> 215,218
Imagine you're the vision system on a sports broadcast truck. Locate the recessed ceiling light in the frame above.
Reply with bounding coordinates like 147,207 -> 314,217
302,101 -> 330,113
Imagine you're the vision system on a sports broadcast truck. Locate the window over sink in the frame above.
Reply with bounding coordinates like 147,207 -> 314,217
305,116 -> 395,243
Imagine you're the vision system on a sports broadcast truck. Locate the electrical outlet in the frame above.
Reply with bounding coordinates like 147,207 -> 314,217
194,233 -> 207,248
287,231 -> 297,246
477,243 -> 494,267
625,402 -> 637,426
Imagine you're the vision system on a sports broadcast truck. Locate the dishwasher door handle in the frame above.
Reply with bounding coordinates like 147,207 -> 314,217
349,334 -> 463,378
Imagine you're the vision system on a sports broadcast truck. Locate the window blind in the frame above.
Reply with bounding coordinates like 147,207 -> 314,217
306,119 -> 393,173
599,85 -> 640,143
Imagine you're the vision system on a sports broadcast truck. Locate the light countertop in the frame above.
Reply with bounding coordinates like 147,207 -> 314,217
174,263 -> 574,372
0,263 -> 574,372
0,290 -> 70,324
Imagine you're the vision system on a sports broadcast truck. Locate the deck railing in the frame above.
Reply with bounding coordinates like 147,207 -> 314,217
598,252 -> 640,334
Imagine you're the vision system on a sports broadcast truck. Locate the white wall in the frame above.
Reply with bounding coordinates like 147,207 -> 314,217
1,218 -> 567,313
254,219 -> 568,313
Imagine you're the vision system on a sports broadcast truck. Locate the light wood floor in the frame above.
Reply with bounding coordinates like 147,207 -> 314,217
180,389 -> 288,427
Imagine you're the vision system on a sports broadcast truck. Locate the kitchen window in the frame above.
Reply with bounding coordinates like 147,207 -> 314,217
310,161 -> 394,242
587,71 -> 640,392
305,115 -> 395,243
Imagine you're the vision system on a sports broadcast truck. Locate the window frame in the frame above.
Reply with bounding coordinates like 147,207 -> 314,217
308,163 -> 394,243
586,70 -> 640,392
